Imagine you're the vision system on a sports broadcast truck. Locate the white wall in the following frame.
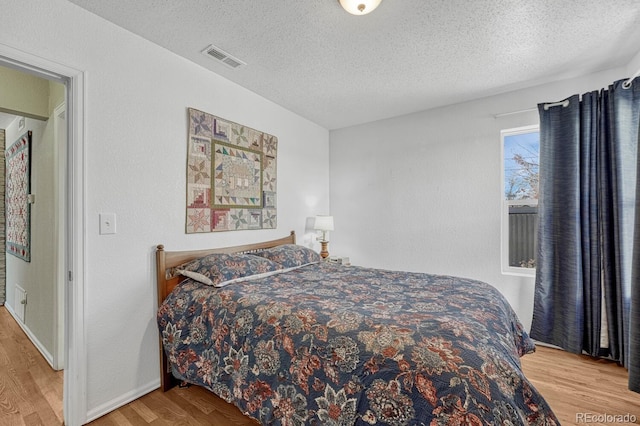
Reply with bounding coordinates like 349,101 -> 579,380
4,116 -> 56,357
1,0 -> 330,421
329,67 -> 630,331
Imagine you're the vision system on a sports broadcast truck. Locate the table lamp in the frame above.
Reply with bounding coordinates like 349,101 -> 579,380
314,215 -> 334,259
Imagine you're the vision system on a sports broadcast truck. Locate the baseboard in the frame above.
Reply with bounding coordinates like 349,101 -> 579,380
85,378 -> 160,423
4,302 -> 55,368
532,340 -> 564,350
533,340 -> 616,361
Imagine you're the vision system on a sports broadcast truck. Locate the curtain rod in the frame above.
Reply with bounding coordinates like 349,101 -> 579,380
493,107 -> 537,119
494,70 -> 640,118
493,101 -> 569,118
624,67 -> 640,88
542,99 -> 570,110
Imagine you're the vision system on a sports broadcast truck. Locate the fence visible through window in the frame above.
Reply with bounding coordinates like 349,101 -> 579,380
508,205 -> 537,268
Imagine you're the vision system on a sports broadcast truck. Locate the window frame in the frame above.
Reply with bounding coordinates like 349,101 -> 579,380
500,124 -> 539,277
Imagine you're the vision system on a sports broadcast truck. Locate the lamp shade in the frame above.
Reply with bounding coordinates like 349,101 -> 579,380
339,0 -> 382,15
314,215 -> 334,231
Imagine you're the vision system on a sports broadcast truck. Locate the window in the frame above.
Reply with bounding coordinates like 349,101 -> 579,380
501,125 -> 539,275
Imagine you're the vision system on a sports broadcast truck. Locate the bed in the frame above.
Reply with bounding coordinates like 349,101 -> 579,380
156,232 -> 558,425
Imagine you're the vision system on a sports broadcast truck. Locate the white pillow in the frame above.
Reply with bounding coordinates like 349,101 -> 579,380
177,269 -> 214,286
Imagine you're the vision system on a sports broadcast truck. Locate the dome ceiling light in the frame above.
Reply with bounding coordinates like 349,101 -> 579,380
338,0 -> 382,15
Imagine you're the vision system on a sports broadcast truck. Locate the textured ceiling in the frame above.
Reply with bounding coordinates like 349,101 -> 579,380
67,0 -> 640,130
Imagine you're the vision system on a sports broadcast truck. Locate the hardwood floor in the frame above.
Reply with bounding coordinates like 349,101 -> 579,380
89,384 -> 258,426
521,345 -> 640,425
2,305 -> 639,425
0,306 -> 63,425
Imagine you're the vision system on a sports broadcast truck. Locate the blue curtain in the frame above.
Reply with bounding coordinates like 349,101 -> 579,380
531,77 -> 640,393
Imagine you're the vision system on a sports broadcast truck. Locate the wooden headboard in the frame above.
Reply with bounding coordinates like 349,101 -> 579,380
155,231 -> 296,391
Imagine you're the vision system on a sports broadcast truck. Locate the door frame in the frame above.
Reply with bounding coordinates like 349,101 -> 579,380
0,43 -> 87,425
53,102 -> 66,371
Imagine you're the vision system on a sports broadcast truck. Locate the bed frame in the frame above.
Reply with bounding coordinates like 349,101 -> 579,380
155,231 -> 296,391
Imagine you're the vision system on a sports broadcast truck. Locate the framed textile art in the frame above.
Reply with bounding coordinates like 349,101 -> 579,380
5,131 -> 32,261
186,108 -> 277,233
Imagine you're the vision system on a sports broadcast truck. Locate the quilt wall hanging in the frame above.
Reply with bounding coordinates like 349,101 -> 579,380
186,108 -> 277,233
5,131 -> 32,261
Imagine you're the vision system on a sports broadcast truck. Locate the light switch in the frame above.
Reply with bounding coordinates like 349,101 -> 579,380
99,213 -> 116,235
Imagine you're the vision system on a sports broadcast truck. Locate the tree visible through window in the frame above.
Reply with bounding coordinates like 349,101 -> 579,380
502,126 -> 539,272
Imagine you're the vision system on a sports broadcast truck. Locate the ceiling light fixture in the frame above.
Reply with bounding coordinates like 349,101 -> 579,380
339,0 -> 382,15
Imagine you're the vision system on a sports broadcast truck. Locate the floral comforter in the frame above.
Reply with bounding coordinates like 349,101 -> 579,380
157,262 -> 558,425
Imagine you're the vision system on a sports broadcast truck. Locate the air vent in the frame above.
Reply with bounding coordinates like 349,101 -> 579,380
201,44 -> 246,69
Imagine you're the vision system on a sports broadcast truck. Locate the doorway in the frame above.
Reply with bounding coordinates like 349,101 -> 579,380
0,104 -> 63,370
0,44 -> 86,426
